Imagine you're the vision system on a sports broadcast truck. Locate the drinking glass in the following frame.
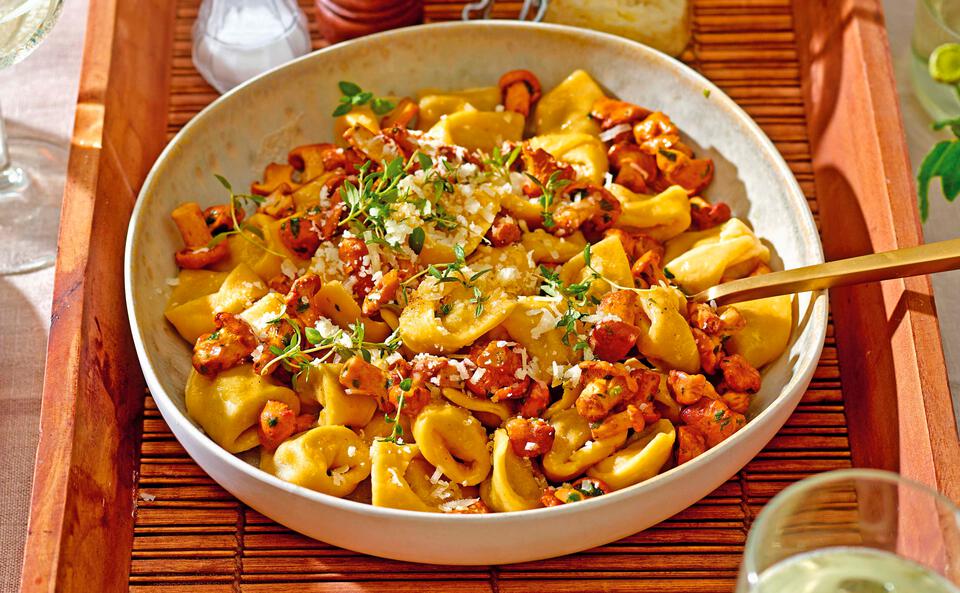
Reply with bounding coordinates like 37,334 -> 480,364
911,0 -> 960,121
0,0 -> 66,274
737,469 -> 960,593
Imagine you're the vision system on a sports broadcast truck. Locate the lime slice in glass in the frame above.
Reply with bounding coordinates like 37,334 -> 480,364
929,43 -> 960,84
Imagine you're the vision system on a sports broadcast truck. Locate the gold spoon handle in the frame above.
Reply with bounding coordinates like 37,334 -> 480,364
691,237 -> 960,306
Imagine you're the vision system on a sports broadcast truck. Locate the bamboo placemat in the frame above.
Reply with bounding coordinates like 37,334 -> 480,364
132,1 -> 847,590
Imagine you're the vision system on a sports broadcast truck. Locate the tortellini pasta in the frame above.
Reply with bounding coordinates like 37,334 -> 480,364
166,264 -> 267,343
186,365 -> 300,453
533,69 -> 606,136
416,86 -> 501,130
417,186 -> 502,265
480,429 -> 546,512
426,111 -> 524,153
543,408 -> 627,482
521,229 -> 587,263
609,184 -> 692,241
527,133 -> 608,183
412,404 -> 492,486
558,234 -> 634,297
398,256 -> 521,353
634,285 -> 700,373
299,363 -> 379,428
166,269 -> 228,309
312,281 -> 392,343
371,441 -> 473,512
500,297 -> 577,372
664,218 -> 771,294
722,295 -> 794,369
371,441 -> 436,512
587,419 -> 676,490
441,388 -> 512,426
261,425 -> 370,497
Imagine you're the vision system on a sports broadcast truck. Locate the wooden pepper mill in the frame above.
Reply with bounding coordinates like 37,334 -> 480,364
315,0 -> 424,44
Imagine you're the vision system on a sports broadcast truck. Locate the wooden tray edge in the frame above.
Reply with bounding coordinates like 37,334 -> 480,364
792,0 -> 960,498
18,0 -> 176,591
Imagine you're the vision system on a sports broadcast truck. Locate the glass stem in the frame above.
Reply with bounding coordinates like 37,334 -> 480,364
0,99 -> 27,194
0,100 -> 10,171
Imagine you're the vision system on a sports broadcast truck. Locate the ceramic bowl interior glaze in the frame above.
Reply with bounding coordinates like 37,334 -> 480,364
125,21 -> 828,565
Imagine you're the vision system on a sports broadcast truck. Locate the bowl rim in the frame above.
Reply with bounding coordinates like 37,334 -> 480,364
124,19 -> 828,523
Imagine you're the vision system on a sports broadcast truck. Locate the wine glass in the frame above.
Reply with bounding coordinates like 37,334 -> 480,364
0,0 -> 66,274
737,469 -> 960,593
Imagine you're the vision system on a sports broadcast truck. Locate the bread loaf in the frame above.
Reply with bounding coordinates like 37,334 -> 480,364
543,0 -> 690,57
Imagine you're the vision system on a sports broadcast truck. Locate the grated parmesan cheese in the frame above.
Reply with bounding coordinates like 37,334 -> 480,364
329,466 -> 350,486
440,498 -> 480,512
598,122 -> 632,143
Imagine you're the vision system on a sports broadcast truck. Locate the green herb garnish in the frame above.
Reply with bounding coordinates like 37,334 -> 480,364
917,117 -> 960,222
333,81 -> 395,117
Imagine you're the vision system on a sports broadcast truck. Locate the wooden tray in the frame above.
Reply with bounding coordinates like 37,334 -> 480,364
20,0 -> 960,591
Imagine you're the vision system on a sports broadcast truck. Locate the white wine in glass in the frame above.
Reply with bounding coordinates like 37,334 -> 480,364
738,469 -> 960,593
0,0 -> 66,274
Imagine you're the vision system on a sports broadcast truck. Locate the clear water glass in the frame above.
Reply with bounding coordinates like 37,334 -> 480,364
911,0 -> 960,121
192,0 -> 311,94
0,0 -> 66,274
737,469 -> 960,593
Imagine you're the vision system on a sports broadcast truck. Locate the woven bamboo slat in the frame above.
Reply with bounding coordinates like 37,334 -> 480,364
130,1 -> 842,591
20,0 -> 959,591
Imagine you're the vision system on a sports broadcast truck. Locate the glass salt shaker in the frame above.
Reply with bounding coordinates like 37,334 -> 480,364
193,0 -> 312,94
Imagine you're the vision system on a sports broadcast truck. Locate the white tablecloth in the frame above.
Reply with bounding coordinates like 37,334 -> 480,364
0,1 -> 956,591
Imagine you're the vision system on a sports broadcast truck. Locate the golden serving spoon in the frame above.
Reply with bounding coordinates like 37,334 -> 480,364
692,238 -> 960,306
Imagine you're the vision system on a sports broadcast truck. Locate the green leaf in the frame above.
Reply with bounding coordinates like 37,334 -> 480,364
940,142 -> 960,201
332,102 -> 353,117
454,244 -> 466,265
470,268 -> 492,282
505,145 -> 521,169
214,174 -> 233,193
917,139 -> 960,221
399,377 -> 413,391
371,97 -> 395,115
239,223 -> 265,240
338,81 -> 362,96
304,327 -> 323,345
207,232 -> 231,249
353,91 -> 373,105
408,227 -> 425,254
417,151 -> 433,171
583,244 -> 592,268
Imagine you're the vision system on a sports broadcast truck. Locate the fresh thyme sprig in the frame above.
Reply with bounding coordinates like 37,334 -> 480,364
210,175 -> 287,258
525,170 -> 572,228
379,391 -> 406,444
410,152 -> 460,232
260,315 -> 402,386
484,145 -> 521,178
338,158 -> 408,249
333,81 -> 395,117
397,244 -> 492,318
538,262 -> 598,348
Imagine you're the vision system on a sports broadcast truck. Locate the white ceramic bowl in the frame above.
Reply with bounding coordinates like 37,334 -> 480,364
125,21 -> 828,565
